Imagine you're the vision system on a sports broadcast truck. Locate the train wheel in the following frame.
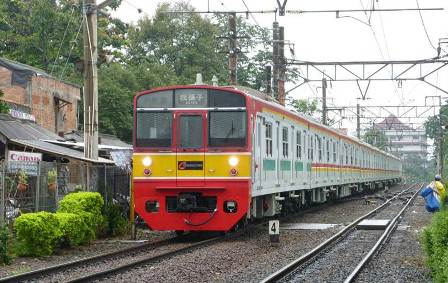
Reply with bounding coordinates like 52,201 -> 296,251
175,230 -> 184,237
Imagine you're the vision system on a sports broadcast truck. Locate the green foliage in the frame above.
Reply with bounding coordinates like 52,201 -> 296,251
0,89 -> 10,114
362,128 -> 389,151
103,204 -> 129,237
17,170 -> 28,185
0,226 -> 12,265
14,212 -> 62,256
47,168 -> 56,184
402,155 -> 434,183
57,192 -> 104,233
421,209 -> 448,282
288,98 -> 319,116
54,212 -> 93,247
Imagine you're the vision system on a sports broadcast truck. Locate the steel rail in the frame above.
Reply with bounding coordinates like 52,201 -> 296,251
259,183 -> 420,283
343,183 -> 424,283
0,237 -> 179,283
67,236 -> 221,283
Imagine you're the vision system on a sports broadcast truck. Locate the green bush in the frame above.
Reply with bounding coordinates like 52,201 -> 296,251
14,212 -> 62,256
58,192 -> 104,232
103,204 -> 129,237
54,213 -> 93,247
421,209 -> 448,282
0,226 -> 12,265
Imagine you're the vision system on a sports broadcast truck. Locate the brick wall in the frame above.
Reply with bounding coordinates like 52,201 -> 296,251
0,66 -> 80,134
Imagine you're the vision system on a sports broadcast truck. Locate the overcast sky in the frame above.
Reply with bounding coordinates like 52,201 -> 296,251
110,0 -> 448,136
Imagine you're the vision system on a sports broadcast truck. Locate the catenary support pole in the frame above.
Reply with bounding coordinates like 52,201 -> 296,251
322,77 -> 328,125
357,103 -> 361,139
228,12 -> 237,85
278,26 -> 286,106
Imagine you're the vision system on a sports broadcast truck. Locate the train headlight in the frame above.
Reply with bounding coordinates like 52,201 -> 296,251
142,157 -> 152,167
228,156 -> 239,167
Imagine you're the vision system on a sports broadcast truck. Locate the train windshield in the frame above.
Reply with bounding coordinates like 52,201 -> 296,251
136,112 -> 172,147
209,111 -> 246,147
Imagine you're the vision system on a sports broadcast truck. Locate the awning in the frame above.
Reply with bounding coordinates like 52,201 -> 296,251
10,139 -> 114,164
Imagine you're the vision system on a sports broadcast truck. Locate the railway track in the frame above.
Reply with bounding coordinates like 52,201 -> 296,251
0,183 -> 407,282
0,234 -> 221,283
260,182 -> 424,283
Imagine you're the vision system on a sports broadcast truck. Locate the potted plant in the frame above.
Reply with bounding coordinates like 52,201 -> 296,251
47,168 -> 57,192
17,170 -> 28,192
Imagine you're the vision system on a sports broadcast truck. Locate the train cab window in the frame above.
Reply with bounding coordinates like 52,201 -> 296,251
179,115 -> 203,148
265,123 -> 273,157
296,130 -> 302,159
136,112 -> 172,147
137,90 -> 173,108
208,90 -> 245,107
282,127 -> 289,158
209,111 -> 246,147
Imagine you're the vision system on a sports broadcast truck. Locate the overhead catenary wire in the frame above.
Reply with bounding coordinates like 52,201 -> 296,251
240,0 -> 260,27
415,0 -> 437,51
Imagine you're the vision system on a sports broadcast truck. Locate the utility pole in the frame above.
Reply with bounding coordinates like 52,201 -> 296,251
356,103 -> 361,139
272,22 -> 279,100
278,26 -> 286,106
265,65 -> 272,96
83,0 -> 99,161
437,105 -> 444,176
322,77 -> 328,125
228,12 -> 237,85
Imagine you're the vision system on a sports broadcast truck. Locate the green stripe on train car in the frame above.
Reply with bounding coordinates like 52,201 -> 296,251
263,159 -> 276,171
295,161 -> 304,171
280,160 -> 291,171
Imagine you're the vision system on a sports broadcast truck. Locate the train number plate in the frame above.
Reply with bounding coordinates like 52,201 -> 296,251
178,161 -> 203,170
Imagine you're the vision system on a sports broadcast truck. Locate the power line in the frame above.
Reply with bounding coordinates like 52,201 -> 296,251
50,5 -> 76,76
240,0 -> 260,27
287,7 -> 443,14
59,18 -> 83,82
415,0 -> 437,50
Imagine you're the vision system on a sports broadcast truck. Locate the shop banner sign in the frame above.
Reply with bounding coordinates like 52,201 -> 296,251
7,151 -> 42,176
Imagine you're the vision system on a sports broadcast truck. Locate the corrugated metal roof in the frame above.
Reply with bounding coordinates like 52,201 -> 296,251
10,139 -> 113,164
0,114 -> 60,140
0,115 -> 113,164
63,130 -> 131,148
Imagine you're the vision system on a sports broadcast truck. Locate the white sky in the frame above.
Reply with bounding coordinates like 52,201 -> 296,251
109,0 -> 448,137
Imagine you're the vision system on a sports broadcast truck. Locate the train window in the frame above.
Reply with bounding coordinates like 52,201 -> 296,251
296,131 -> 302,159
175,89 -> 207,108
179,115 -> 203,148
326,139 -> 330,162
208,111 -> 246,147
317,135 -> 322,161
309,135 -> 314,161
265,123 -> 273,157
208,90 -> 245,107
333,141 -> 337,163
282,127 -> 289,158
136,112 -> 172,147
137,90 -> 173,108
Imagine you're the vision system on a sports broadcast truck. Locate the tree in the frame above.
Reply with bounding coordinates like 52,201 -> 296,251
0,89 -> 10,114
424,104 -> 448,177
363,128 -> 389,151
288,98 -> 319,116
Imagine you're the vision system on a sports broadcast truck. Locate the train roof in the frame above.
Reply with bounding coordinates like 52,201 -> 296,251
225,85 -> 400,162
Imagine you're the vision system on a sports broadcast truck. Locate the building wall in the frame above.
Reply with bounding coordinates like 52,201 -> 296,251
0,66 -> 80,134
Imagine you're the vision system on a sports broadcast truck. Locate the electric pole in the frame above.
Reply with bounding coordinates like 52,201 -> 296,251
278,26 -> 286,106
83,0 -> 99,160
265,65 -> 272,96
322,77 -> 328,125
437,105 -> 444,176
356,103 -> 361,139
229,12 -> 237,85
272,22 -> 279,100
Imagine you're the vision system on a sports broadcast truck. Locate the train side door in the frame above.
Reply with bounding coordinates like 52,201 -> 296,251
175,112 -> 206,186
253,116 -> 263,190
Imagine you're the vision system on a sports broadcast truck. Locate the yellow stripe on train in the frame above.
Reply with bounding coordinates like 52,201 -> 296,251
132,153 -> 251,178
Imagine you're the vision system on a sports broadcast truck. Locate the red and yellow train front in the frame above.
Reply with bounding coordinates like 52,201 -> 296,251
133,87 -> 250,231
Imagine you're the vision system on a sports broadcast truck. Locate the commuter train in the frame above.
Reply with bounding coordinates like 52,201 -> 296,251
132,85 -> 402,232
